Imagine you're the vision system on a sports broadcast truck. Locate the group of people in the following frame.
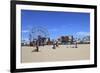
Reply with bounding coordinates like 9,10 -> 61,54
32,39 -> 59,52
32,39 -> 77,52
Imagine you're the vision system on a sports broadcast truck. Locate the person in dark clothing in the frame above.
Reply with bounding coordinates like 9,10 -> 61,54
36,40 -> 39,52
75,41 -> 77,48
32,40 -> 39,52
52,40 -> 56,49
56,41 -> 59,47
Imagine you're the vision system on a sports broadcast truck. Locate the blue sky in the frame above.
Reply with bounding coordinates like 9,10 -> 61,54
21,10 -> 90,41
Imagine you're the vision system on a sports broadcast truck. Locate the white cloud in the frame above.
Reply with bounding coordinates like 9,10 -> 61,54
75,32 -> 90,37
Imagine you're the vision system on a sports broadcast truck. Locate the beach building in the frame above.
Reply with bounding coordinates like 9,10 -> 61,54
58,36 -> 73,45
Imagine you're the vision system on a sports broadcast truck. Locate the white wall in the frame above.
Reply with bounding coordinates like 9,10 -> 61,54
0,0 -> 99,73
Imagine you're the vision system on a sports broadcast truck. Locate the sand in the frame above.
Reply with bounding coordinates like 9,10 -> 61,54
21,44 -> 90,63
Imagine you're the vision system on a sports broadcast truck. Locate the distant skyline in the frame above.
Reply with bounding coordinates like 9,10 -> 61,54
21,10 -> 90,41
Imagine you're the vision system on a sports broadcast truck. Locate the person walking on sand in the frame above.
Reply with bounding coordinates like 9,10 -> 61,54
75,41 -> 77,48
32,39 -> 39,52
36,40 -> 39,52
52,40 -> 56,49
56,40 -> 59,47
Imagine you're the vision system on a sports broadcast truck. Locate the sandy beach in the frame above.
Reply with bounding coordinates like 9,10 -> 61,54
21,44 -> 90,63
